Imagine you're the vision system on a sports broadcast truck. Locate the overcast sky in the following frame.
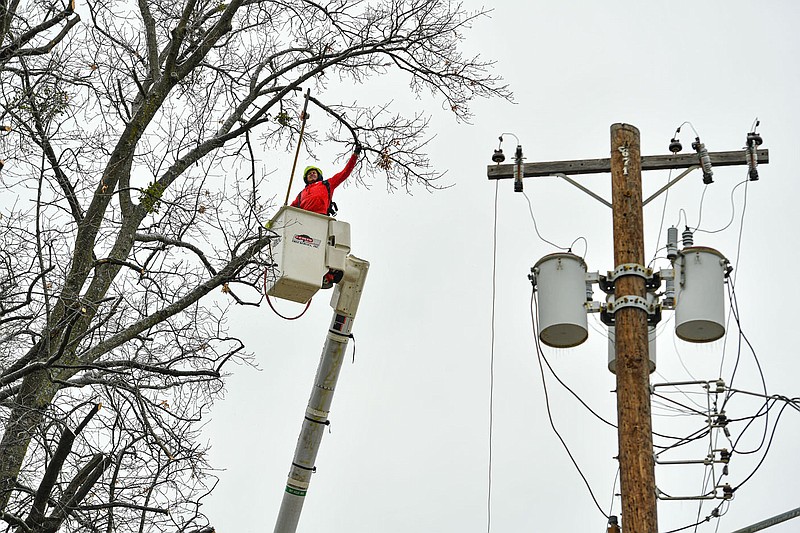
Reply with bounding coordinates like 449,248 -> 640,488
204,2 -> 800,532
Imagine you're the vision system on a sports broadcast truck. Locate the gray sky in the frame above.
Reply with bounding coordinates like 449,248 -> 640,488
205,2 -> 800,532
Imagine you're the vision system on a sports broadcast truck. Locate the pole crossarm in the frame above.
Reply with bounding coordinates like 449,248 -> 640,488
486,149 -> 769,180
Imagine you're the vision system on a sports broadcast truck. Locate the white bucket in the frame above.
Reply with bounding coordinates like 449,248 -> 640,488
674,246 -> 728,343
533,253 -> 589,348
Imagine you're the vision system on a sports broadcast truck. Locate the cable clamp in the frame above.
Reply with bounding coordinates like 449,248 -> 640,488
292,462 -> 317,473
304,415 -> 330,427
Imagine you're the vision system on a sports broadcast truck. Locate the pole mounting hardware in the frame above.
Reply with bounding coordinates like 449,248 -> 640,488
600,295 -> 662,327
598,263 -> 661,293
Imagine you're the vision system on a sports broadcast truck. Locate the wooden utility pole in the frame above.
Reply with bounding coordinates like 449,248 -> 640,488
486,123 -> 769,533
609,123 -> 657,533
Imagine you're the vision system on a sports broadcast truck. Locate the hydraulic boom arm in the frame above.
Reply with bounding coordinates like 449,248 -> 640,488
273,255 -> 369,533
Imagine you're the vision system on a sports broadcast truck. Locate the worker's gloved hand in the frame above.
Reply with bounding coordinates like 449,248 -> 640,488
354,142 -> 362,156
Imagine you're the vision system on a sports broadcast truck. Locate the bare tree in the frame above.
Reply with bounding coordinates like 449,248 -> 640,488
0,0 -> 510,531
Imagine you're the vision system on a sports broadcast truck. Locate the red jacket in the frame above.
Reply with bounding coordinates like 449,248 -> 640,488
291,154 -> 357,215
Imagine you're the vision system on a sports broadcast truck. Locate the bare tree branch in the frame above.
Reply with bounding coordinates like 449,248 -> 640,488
0,1 -> 510,530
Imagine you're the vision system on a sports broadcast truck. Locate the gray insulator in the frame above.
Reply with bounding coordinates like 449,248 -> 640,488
698,146 -> 713,184
682,227 -> 693,247
667,226 -> 678,260
746,144 -> 759,181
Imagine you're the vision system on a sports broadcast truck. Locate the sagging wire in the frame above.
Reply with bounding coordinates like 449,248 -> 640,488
674,208 -> 688,229
487,180 -> 499,533
653,425 -> 712,454
531,288 -> 609,519
569,236 -> 589,260
730,400 -> 793,494
721,277 -> 768,422
651,393 -> 711,418
263,269 -> 312,320
719,175 -> 752,394
693,184 -> 710,232
728,397 -> 779,456
694,179 -> 749,235
661,501 -> 727,533
520,190 -> 572,253
536,335 -> 616,429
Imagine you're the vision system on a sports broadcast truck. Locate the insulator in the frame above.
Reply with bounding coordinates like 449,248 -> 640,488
722,484 -> 733,500
747,131 -> 763,146
492,148 -> 505,163
669,137 -> 682,153
745,132 -> 761,181
682,227 -> 693,247
746,143 -> 758,181
692,138 -> 713,184
513,144 -> 524,193
666,226 -> 679,260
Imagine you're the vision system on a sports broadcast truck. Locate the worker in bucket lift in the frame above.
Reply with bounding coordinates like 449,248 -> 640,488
291,143 -> 362,216
291,143 -> 362,289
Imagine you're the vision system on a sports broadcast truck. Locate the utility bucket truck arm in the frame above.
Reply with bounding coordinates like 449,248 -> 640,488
273,254 -> 369,533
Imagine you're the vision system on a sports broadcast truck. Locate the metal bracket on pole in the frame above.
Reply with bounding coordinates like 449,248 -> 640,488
597,263 -> 661,293
600,295 -> 662,327
642,166 -> 698,206
554,173 -> 612,208
655,483 -> 733,501
607,295 -> 651,314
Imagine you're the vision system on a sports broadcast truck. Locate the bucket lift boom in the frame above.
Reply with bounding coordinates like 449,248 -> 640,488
266,207 -> 369,533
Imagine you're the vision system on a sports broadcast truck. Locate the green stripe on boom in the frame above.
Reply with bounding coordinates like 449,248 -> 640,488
285,486 -> 307,497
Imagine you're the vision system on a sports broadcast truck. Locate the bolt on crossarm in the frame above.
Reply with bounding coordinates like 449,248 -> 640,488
274,255 -> 369,533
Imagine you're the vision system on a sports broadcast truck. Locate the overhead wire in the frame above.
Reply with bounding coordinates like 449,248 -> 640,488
674,208 -> 688,229
692,184 -> 709,232
499,124 -> 785,530
520,190 -> 571,252
661,501 -> 726,533
731,400 -> 792,493
721,277 -> 770,455
718,168 -> 753,377
694,180 -> 749,235
535,335 -> 616,429
487,180 -> 499,533
531,289 -> 609,519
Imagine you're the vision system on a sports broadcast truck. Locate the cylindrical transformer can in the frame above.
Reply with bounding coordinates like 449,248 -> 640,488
533,253 -> 588,348
674,246 -> 728,343
607,325 -> 657,374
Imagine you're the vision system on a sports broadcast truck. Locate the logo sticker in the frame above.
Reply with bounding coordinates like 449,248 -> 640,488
292,234 -> 321,248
